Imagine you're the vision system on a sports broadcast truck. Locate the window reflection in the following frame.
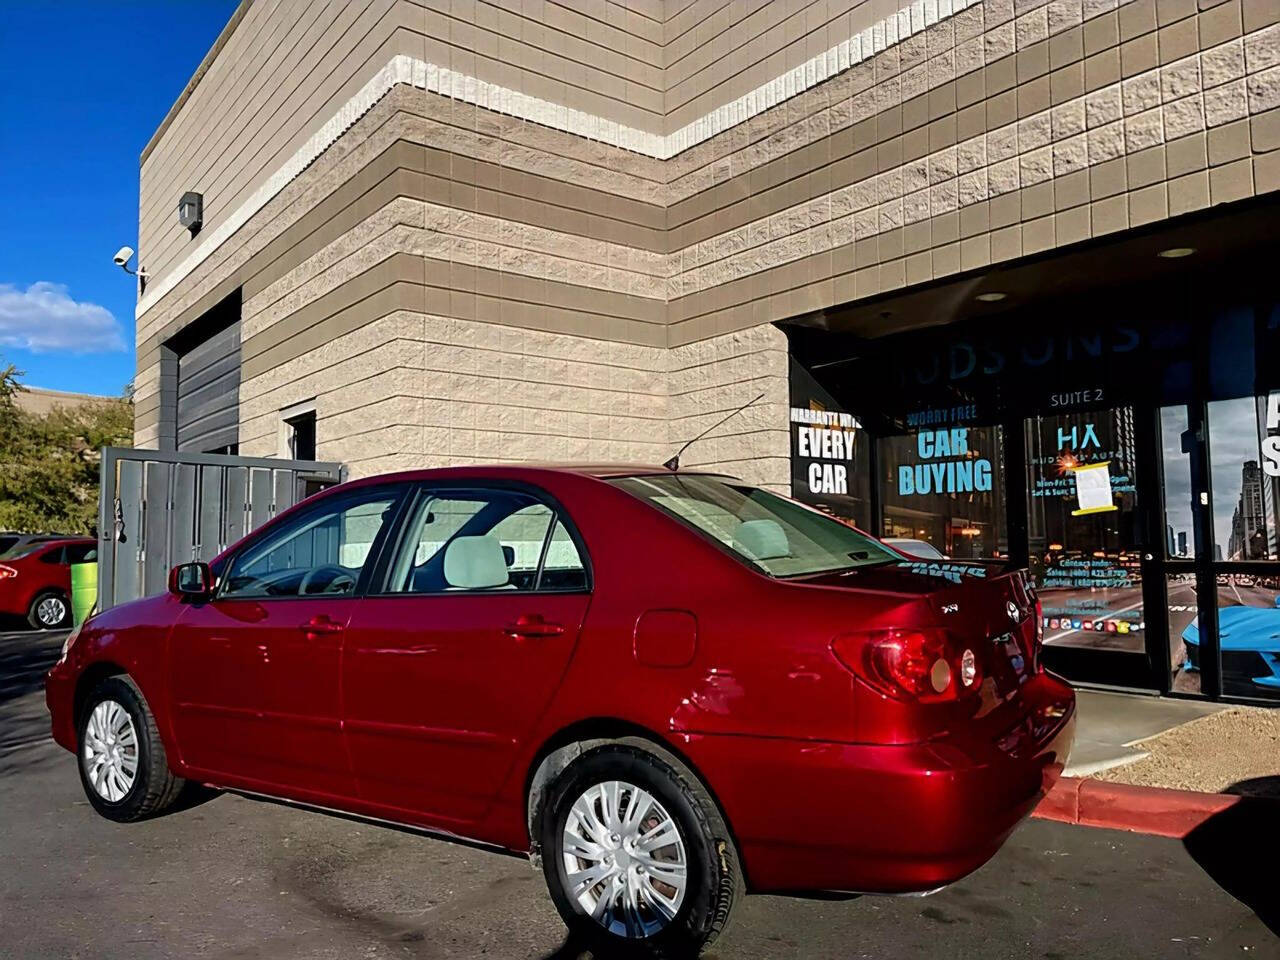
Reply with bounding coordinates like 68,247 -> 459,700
1026,409 -> 1143,652
1160,406 -> 1194,559
877,425 -> 1007,560
1208,397 -> 1278,560
1203,575 -> 1280,701
1167,573 -> 1201,695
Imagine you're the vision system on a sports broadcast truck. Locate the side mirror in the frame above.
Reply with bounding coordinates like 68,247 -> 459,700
169,561 -> 214,600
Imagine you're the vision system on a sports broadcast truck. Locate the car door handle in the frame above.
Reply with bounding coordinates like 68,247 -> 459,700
300,616 -> 345,638
504,615 -> 565,639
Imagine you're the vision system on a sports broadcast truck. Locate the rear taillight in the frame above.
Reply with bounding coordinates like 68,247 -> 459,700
0,565 -> 16,580
831,629 -> 979,702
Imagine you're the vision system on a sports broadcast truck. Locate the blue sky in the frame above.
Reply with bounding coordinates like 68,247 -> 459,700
0,2 -> 237,396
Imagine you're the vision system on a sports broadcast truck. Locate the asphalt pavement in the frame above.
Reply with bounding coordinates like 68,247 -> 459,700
1,629 -> 1276,959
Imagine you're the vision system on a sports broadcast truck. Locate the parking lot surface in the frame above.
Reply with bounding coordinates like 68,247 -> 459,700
2,630 -> 1276,959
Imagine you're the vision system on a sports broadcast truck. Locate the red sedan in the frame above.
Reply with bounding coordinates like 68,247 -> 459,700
47,466 -> 1073,953
1,537 -> 96,629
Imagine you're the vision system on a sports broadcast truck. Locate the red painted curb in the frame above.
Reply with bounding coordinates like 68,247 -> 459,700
1032,776 -> 1242,838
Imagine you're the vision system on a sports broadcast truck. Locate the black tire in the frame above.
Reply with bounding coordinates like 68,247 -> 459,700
27,590 -> 69,630
539,744 -> 743,956
77,676 -> 185,823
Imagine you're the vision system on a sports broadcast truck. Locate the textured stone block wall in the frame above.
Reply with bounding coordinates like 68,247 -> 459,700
135,0 -> 1279,478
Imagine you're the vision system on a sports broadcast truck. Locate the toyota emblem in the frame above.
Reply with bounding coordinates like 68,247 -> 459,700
1006,600 -> 1021,623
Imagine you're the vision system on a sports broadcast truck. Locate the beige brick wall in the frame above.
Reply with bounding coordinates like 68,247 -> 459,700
238,308 -> 787,487
136,0 -> 1280,478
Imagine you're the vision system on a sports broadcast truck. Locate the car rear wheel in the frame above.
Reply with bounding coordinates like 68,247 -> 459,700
78,676 -> 185,822
28,590 -> 69,630
539,744 -> 742,955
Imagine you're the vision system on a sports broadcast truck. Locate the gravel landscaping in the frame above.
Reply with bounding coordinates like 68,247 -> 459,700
1093,707 -> 1280,797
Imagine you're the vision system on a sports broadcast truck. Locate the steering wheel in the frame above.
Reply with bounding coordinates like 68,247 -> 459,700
299,564 -> 356,596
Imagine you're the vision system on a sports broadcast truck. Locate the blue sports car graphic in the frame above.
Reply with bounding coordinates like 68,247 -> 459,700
1182,600 -> 1280,690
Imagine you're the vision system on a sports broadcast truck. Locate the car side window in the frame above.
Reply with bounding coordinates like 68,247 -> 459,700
40,547 -> 65,565
66,544 -> 98,564
220,488 -> 400,599
386,487 -> 585,594
539,519 -> 588,591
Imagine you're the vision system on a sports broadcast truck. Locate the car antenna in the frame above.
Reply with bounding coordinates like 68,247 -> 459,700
663,392 -> 766,472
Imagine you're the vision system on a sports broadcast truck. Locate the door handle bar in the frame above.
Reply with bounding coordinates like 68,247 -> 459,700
504,617 -> 565,639
300,617 -> 345,637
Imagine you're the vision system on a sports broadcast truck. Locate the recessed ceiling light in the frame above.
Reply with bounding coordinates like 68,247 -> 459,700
975,292 -> 1006,302
1157,247 -> 1196,258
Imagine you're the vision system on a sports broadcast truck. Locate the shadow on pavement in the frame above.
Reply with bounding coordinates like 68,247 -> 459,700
1183,782 -> 1280,938
0,631 -> 66,776
0,630 -> 64,706
539,932 -> 702,960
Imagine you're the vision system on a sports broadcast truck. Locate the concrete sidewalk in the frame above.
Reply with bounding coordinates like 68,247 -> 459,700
1064,688 -> 1224,778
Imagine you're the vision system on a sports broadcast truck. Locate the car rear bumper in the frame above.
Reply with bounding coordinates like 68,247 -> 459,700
46,659 -> 77,753
683,672 -> 1075,895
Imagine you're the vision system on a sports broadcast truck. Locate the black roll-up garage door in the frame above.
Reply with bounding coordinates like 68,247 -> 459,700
176,307 -> 241,454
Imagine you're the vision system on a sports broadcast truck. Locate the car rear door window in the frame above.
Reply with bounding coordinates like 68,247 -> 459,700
39,547 -> 65,565
386,488 -> 587,594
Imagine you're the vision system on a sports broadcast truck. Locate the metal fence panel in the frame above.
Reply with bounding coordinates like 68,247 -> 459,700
97,448 -> 343,612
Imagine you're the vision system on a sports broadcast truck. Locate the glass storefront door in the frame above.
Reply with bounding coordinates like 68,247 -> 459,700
1024,407 -> 1150,672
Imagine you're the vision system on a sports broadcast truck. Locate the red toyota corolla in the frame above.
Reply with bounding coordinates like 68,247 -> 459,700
47,465 -> 1073,953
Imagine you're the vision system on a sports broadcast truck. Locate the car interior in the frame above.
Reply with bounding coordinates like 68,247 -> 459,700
219,488 -> 588,600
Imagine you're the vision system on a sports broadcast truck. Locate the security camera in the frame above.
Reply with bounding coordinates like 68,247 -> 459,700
113,246 -> 135,268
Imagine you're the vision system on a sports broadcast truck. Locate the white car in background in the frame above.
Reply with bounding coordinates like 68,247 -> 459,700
883,537 -> 947,560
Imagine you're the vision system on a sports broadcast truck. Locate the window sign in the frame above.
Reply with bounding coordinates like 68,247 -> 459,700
792,407 -> 860,496
1071,461 -> 1116,515
788,357 -> 871,528
896,429 -> 994,496
1263,392 -> 1280,477
1026,409 -> 1143,652
879,417 -> 1007,561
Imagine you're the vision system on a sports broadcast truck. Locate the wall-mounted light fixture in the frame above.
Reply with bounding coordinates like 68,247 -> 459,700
975,291 -> 1006,302
178,191 -> 203,235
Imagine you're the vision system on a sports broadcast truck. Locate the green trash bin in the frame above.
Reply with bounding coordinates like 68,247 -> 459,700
70,561 -> 97,626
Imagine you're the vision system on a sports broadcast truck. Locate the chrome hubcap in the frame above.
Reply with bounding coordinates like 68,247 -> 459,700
37,597 -> 65,626
83,700 -> 138,802
561,780 -> 688,939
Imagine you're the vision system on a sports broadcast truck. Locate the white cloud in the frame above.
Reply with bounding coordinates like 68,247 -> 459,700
0,282 -> 126,353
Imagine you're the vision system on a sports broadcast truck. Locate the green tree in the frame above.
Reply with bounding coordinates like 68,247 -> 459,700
0,362 -> 133,535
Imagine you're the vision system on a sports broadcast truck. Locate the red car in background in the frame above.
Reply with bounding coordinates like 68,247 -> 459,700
1,537 -> 96,630
47,466 -> 1074,954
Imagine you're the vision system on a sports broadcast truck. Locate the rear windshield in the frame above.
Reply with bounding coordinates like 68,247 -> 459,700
610,474 -> 897,578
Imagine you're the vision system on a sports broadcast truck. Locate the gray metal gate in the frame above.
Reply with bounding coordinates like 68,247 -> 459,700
97,448 -> 344,612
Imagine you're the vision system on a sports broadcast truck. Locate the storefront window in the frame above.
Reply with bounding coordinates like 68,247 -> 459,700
1211,574 -> 1280,700
877,424 -> 1007,560
1026,408 -> 1143,652
1160,406 -> 1195,559
1207,396 -> 1279,560
1167,572 -> 1201,695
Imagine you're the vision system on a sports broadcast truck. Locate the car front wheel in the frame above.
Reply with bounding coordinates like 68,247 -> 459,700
28,590 -> 69,630
539,744 -> 742,955
77,676 -> 185,822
